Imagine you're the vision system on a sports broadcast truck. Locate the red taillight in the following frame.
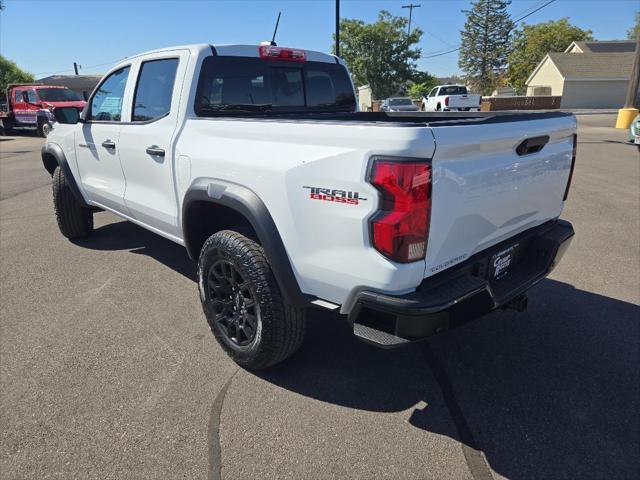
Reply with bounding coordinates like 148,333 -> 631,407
444,96 -> 449,107
563,134 -> 577,201
369,159 -> 432,263
259,45 -> 306,62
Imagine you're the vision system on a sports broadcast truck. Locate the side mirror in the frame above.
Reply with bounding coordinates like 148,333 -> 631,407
54,107 -> 80,124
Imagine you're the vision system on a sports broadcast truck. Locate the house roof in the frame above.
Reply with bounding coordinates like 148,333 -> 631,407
37,75 -> 103,89
548,52 -> 635,79
566,40 -> 637,53
527,52 -> 636,84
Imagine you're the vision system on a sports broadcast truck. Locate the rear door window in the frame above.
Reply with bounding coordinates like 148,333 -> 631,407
195,56 -> 355,114
132,58 -> 179,122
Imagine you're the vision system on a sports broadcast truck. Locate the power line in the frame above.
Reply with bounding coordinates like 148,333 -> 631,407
513,0 -> 557,24
420,0 -> 557,59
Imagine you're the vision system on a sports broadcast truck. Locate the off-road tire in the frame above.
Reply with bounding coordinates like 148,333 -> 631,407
198,230 -> 305,370
52,166 -> 93,239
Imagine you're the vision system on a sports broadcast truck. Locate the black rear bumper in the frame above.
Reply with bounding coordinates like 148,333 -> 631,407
349,219 -> 574,348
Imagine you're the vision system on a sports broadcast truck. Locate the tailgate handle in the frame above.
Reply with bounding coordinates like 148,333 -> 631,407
516,136 -> 549,156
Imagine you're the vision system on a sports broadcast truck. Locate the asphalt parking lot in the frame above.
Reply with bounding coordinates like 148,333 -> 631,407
1,114 -> 638,480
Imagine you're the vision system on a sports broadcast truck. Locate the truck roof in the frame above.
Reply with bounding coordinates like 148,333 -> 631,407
122,43 -> 340,65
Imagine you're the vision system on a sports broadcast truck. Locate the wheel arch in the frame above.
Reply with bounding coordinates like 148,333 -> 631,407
41,143 -> 89,208
182,179 -> 307,307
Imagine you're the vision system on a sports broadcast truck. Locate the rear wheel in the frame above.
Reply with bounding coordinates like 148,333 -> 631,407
52,167 -> 93,239
198,230 -> 305,370
436,103 -> 442,111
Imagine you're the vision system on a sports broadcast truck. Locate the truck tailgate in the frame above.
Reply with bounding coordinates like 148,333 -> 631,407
424,114 -> 576,278
448,95 -> 479,108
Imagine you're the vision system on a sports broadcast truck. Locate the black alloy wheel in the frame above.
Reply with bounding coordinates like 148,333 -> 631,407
207,258 -> 260,348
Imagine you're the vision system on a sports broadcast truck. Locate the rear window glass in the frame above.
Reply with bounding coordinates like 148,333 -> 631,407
438,86 -> 468,95
195,56 -> 355,115
389,98 -> 413,106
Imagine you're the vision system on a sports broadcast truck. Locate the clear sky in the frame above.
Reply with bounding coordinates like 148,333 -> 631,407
0,0 -> 637,79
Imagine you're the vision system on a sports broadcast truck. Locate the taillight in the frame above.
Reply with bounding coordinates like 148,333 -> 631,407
369,159 -> 432,263
259,45 -> 306,62
563,134 -> 577,201
444,96 -> 449,107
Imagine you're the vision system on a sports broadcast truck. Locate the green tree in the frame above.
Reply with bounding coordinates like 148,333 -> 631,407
458,0 -> 514,95
0,55 -> 35,97
507,19 -> 592,94
407,72 -> 438,99
334,10 -> 423,99
628,11 -> 640,40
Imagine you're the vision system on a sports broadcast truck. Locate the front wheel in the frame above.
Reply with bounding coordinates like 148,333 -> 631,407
198,230 -> 305,370
52,167 -> 93,239
37,119 -> 52,137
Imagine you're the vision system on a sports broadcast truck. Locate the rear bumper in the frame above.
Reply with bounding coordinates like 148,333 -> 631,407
349,219 -> 574,348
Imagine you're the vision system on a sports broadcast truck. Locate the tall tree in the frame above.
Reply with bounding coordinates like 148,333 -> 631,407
334,10 -> 423,99
507,19 -> 592,94
0,55 -> 35,97
407,71 -> 438,99
628,11 -> 640,40
458,0 -> 514,95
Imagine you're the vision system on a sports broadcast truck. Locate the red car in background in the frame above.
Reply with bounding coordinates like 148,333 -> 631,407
0,84 -> 86,137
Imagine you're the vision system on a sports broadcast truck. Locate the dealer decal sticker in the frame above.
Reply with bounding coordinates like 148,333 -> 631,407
303,186 -> 367,205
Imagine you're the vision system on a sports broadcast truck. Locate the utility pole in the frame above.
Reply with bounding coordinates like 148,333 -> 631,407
402,3 -> 420,36
615,33 -> 640,128
335,0 -> 340,57
73,62 -> 80,75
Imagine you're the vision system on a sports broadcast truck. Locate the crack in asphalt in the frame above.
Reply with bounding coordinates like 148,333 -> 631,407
420,343 -> 495,480
207,368 -> 240,480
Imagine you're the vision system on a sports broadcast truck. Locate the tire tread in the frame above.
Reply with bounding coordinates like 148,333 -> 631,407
198,230 -> 305,370
52,167 -> 93,239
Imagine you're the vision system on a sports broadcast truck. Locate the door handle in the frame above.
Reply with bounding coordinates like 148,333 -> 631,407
146,146 -> 165,157
78,143 -> 89,148
101,140 -> 116,150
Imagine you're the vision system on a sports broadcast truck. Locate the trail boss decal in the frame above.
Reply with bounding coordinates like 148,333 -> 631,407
303,186 -> 367,205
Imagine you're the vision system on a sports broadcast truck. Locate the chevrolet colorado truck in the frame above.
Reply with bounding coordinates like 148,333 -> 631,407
43,43 -> 576,369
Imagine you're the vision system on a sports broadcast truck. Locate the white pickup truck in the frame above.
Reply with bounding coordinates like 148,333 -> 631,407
421,84 -> 482,112
44,43 -> 576,369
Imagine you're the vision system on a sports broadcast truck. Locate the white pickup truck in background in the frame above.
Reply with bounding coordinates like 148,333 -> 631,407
421,84 -> 482,111
43,43 -> 576,369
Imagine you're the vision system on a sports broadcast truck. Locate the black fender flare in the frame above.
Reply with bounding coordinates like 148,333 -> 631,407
182,179 -> 307,307
41,143 -> 90,208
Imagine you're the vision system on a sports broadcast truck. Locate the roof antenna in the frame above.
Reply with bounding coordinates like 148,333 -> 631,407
270,11 -> 281,46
